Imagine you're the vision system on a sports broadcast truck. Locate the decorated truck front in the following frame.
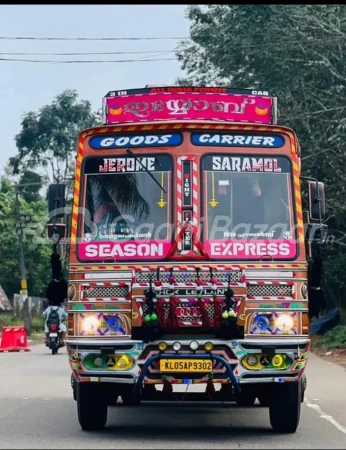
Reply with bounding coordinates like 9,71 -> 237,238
46,86 -> 326,433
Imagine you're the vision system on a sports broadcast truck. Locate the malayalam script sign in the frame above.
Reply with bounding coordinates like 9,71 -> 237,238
103,87 -> 277,125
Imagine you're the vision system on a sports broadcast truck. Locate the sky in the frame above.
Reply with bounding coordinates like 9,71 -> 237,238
0,4 -> 190,175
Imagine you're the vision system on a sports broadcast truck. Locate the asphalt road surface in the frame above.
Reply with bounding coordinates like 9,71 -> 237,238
1,343 -> 346,449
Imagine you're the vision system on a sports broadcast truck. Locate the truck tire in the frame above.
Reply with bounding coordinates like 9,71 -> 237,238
71,374 -> 77,401
269,382 -> 301,433
301,374 -> 307,403
77,383 -> 108,431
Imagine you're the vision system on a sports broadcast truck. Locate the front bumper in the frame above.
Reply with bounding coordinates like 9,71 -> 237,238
66,337 -> 310,387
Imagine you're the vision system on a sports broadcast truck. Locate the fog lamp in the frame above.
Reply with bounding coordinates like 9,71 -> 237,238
190,341 -> 199,351
173,342 -> 182,352
204,342 -> 214,352
158,342 -> 168,351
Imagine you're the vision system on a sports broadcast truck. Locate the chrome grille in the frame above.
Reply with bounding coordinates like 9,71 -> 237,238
82,285 -> 129,298
135,270 -> 241,284
247,284 -> 293,297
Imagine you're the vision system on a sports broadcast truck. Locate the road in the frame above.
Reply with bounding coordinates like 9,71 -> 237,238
1,343 -> 346,449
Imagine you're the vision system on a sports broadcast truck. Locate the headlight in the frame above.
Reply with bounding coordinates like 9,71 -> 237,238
173,341 -> 182,352
81,316 -> 100,333
189,341 -> 199,351
275,314 -> 294,332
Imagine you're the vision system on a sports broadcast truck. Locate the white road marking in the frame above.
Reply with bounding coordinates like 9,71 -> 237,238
305,396 -> 346,435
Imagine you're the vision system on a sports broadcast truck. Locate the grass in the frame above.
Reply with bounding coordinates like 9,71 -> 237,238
313,325 -> 346,349
0,312 -> 45,334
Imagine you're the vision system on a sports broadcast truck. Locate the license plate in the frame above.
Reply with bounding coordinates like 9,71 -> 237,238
49,333 -> 58,337
159,359 -> 212,373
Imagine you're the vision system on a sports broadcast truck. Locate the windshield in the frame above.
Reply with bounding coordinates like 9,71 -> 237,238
78,154 -> 172,261
202,155 -> 297,259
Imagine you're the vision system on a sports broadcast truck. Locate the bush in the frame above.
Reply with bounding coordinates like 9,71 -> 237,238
314,325 -> 346,349
0,313 -> 44,333
31,316 -> 45,333
0,313 -> 23,328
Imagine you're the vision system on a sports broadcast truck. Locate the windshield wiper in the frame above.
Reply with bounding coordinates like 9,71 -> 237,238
126,147 -> 167,194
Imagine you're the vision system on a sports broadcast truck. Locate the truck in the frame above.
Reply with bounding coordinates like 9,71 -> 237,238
47,86 -> 327,433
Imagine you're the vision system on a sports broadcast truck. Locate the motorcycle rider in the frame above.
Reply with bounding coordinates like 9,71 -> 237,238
43,275 -> 68,346
43,299 -> 67,346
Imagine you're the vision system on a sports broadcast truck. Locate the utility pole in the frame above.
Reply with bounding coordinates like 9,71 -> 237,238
14,181 -> 44,336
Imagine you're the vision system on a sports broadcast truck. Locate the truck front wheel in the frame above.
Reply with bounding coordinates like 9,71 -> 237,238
301,374 -> 307,403
269,382 -> 301,433
77,383 -> 108,431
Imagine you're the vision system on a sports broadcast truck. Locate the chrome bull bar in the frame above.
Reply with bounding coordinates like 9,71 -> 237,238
133,353 -> 241,394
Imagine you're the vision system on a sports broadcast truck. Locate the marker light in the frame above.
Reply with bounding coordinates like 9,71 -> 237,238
189,341 -> 199,351
272,354 -> 284,367
204,342 -> 214,352
94,357 -> 103,368
116,355 -> 133,370
158,342 -> 168,351
173,342 -> 182,352
246,355 -> 258,366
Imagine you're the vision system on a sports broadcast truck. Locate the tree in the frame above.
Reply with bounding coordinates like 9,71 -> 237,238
0,177 -> 51,300
18,170 -> 43,203
9,90 -> 98,189
176,5 -> 346,306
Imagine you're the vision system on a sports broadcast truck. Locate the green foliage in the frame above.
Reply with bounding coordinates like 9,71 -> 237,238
9,89 -> 98,185
0,89 -> 99,301
31,315 -> 45,331
177,5 -> 346,305
314,325 -> 346,349
0,177 -> 51,299
0,312 -> 44,333
18,170 -> 43,203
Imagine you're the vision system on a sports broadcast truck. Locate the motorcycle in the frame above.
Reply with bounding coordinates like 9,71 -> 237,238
47,323 -> 64,355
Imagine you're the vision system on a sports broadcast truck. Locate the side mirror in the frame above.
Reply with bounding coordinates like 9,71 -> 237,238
48,184 -> 66,218
47,223 -> 67,243
308,181 -> 325,221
